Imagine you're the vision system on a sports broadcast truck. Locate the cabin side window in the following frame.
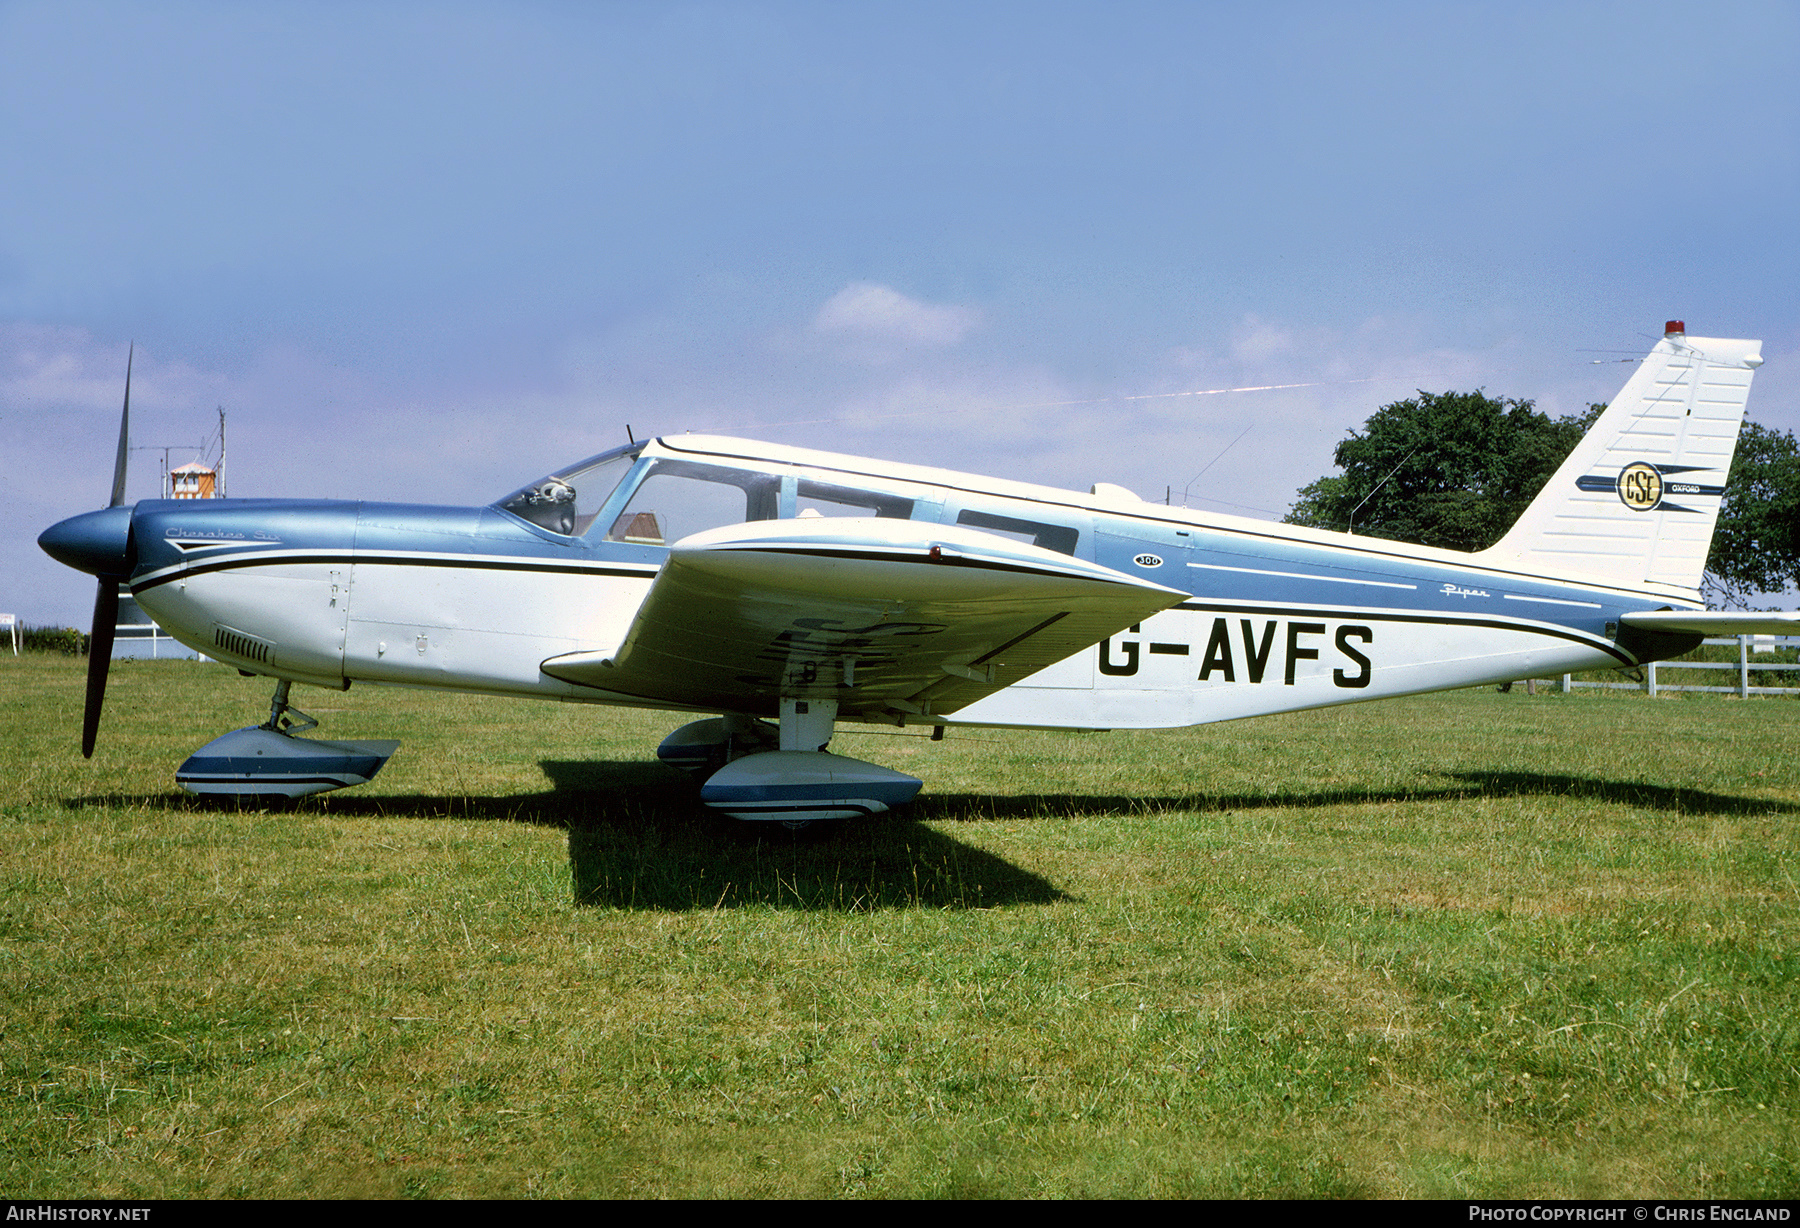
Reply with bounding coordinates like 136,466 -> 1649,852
955,508 -> 1079,556
603,459 -> 779,546
792,479 -> 914,520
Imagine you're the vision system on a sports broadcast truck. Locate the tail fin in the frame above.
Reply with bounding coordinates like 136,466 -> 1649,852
1480,323 -> 1764,595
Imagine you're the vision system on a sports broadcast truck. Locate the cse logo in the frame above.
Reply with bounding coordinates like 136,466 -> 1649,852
1617,462 -> 1664,512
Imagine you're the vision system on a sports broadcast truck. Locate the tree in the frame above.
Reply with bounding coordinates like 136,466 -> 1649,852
1284,391 -> 1603,552
1704,421 -> 1800,607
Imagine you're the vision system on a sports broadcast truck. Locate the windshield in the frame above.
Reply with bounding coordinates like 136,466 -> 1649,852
495,443 -> 643,536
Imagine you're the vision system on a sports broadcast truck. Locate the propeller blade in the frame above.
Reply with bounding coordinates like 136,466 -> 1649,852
109,344 -> 132,508
82,579 -> 120,758
80,346 -> 135,755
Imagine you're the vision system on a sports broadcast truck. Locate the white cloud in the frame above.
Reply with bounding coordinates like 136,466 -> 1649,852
812,283 -> 978,347
1229,314 -> 1296,365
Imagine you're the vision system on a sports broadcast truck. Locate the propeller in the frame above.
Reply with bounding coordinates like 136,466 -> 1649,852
36,346 -> 137,756
38,356 -> 140,756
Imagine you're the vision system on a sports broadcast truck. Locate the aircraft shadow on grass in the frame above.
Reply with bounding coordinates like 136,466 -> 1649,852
530,760 -> 1075,911
908,772 -> 1799,822
62,764 -> 1791,913
62,759 -> 1075,913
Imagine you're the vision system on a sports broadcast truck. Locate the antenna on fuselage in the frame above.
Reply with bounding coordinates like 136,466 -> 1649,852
1179,424 -> 1253,506
1346,446 -> 1418,536
626,424 -> 635,445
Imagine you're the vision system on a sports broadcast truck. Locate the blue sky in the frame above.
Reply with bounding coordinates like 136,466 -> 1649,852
5,0 -> 1797,624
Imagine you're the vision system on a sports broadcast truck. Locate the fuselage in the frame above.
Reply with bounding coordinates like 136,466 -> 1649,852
115,433 -> 1691,731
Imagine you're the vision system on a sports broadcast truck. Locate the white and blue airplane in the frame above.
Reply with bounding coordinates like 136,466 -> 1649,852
38,323 -> 1797,822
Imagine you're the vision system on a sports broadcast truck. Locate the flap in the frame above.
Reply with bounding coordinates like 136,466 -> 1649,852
541,518 -> 1186,719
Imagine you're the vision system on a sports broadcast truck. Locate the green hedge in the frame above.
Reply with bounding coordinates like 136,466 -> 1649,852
21,626 -> 89,655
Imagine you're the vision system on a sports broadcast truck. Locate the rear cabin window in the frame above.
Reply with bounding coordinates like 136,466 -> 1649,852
604,460 -> 779,546
955,509 -> 1079,556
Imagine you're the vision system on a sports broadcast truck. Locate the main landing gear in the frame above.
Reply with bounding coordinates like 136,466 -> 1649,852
657,699 -> 923,825
174,679 -> 400,799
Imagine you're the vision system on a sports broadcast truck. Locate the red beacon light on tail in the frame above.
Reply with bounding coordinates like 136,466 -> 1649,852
1665,320 -> 1686,336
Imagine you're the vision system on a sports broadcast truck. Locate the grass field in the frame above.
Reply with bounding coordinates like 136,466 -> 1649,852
2,653 -> 1797,1198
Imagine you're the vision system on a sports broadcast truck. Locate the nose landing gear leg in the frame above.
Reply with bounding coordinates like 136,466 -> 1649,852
264,680 -> 319,735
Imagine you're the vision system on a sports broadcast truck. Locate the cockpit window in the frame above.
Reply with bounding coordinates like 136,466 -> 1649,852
603,458 -> 779,546
496,445 -> 642,536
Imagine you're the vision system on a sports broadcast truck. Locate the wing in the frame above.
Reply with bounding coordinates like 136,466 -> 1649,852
540,518 -> 1187,721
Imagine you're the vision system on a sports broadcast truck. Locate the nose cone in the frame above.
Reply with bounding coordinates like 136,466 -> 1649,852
39,505 -> 136,576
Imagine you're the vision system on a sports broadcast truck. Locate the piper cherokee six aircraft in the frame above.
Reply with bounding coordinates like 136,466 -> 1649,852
38,323 -> 1800,823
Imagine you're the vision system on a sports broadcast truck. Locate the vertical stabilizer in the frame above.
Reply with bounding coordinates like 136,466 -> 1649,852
1479,324 -> 1763,594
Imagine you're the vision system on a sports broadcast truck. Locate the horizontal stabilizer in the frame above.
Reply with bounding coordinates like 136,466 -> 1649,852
1619,610 -> 1800,636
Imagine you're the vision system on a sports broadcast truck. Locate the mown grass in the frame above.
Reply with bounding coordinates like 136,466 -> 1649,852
2,654 -> 1797,1198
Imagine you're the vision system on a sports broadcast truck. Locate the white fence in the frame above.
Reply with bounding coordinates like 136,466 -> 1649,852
114,588 -> 202,660
114,619 -> 203,660
1557,635 -> 1800,698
